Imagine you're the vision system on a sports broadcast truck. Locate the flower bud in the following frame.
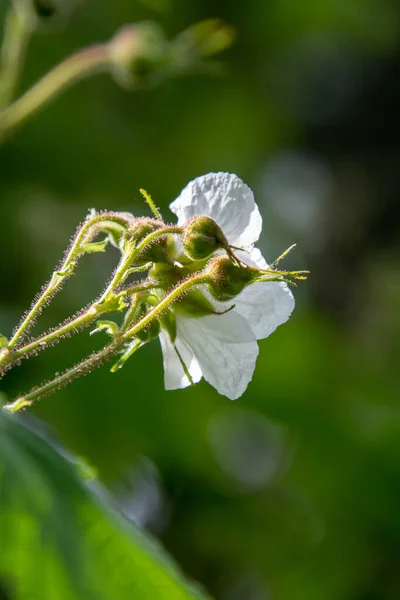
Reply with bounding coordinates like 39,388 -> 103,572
182,215 -> 229,261
150,262 -> 217,317
206,256 -> 259,302
127,218 -> 171,264
109,22 -> 169,90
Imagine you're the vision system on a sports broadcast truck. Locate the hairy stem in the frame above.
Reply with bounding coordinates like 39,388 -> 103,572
0,225 -> 181,371
0,42 -> 111,140
5,273 -> 209,411
100,224 -> 183,297
6,213 -> 130,351
122,273 -> 208,341
5,340 -> 121,413
0,281 -> 153,375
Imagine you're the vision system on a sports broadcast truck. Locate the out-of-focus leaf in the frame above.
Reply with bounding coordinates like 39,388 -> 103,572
0,410 -> 209,600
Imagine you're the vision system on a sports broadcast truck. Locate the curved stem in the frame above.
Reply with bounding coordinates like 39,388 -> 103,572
6,212 -> 130,351
99,224 -> 182,299
0,42 -> 111,140
1,225 -> 181,371
0,281 -> 152,374
0,6 -> 32,109
4,273 -> 209,411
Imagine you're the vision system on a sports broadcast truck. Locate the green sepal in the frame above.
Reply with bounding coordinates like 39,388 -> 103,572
95,294 -> 128,313
107,228 -> 123,249
175,289 -> 216,318
82,238 -> 109,254
134,300 -> 161,342
111,339 -> 143,372
0,335 -> 8,349
160,310 -> 177,343
51,261 -> 76,286
54,262 -> 75,278
90,320 -> 120,338
125,262 -> 153,276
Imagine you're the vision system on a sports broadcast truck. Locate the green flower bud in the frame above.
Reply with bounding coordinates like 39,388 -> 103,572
206,256 -> 259,302
109,22 -> 169,90
183,215 -> 229,260
127,218 -> 171,264
150,262 -> 217,317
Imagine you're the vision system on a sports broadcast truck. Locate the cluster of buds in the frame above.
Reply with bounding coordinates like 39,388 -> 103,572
0,174 -> 308,410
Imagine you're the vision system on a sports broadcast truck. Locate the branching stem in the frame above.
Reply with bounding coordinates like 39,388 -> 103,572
5,272 -> 209,411
7,213 -> 131,351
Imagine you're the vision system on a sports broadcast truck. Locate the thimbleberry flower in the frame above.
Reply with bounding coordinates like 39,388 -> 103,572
159,172 -> 295,400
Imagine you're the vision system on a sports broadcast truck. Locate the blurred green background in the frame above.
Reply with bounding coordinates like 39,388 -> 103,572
1,0 -> 400,598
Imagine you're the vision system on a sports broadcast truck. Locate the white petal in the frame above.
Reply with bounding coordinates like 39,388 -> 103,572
234,280 -> 295,340
170,173 -> 262,247
233,247 -> 295,340
159,330 -> 202,390
177,312 -> 259,401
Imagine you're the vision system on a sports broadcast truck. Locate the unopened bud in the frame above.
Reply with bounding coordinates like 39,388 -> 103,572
150,262 -> 217,317
128,218 -> 171,264
109,22 -> 169,90
183,215 -> 229,261
207,256 -> 259,302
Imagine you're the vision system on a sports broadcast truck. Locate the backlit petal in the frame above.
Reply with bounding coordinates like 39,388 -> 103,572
170,173 -> 262,247
233,247 -> 295,339
159,330 -> 202,390
177,311 -> 258,400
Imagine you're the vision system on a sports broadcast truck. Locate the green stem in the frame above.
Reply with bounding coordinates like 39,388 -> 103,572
4,340 -> 120,412
6,212 -> 130,351
99,225 -> 182,299
122,273 -> 208,341
1,225 -> 181,371
0,281 -> 152,374
4,273 -> 209,411
0,6 -> 32,109
0,42 -> 111,140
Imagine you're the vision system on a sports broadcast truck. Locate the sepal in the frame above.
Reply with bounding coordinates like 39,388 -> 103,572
90,320 -> 120,338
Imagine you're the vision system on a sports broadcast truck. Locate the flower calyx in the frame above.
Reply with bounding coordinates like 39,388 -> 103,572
206,255 -> 259,301
182,215 -> 240,264
206,250 -> 309,302
125,218 -> 172,265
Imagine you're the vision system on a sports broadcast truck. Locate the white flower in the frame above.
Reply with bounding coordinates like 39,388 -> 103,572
159,172 -> 295,400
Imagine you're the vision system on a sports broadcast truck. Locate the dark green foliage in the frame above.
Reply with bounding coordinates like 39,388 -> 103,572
0,410 -> 208,600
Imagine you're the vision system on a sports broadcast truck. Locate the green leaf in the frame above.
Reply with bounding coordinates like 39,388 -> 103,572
52,262 -> 76,286
82,238 -> 109,254
90,319 -> 120,338
95,294 -> 128,314
0,334 -> 8,348
0,410 -> 210,600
